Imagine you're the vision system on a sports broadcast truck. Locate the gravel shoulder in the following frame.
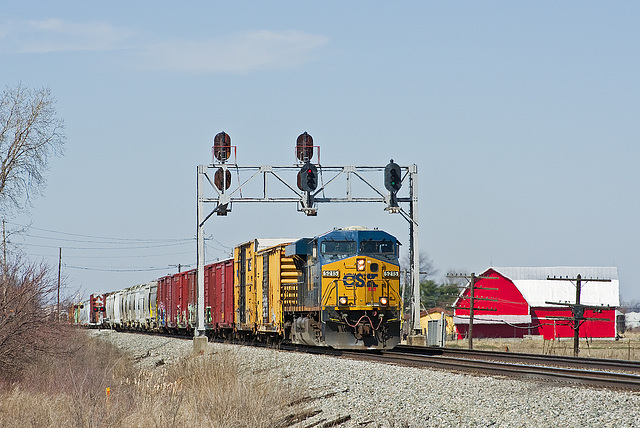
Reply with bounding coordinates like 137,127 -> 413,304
89,330 -> 640,428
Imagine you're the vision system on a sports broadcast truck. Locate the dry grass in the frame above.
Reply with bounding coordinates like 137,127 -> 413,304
448,331 -> 640,360
0,332 -> 302,428
0,330 -> 136,427
123,351 -> 299,428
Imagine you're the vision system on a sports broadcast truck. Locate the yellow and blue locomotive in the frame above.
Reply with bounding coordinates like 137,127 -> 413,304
284,227 -> 402,349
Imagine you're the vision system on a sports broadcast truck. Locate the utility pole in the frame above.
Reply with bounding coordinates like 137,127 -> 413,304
449,273 -> 497,349
170,264 -> 189,273
545,274 -> 612,357
57,247 -> 61,322
2,219 -> 6,273
1,220 -> 5,309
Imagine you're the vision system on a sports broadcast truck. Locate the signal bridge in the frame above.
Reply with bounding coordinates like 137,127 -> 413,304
195,132 -> 422,345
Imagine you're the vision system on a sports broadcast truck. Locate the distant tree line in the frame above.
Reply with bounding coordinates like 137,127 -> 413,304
619,299 -> 640,313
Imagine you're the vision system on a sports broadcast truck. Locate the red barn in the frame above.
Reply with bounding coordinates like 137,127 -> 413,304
453,267 -> 619,340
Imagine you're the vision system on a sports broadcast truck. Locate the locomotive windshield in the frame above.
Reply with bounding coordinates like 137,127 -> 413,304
359,239 -> 396,260
321,240 -> 357,261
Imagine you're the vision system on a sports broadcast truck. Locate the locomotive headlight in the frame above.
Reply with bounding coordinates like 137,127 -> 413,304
379,296 -> 389,306
356,258 -> 366,271
339,296 -> 348,306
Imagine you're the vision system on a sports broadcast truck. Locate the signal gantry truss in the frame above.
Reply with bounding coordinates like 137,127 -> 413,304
195,134 -> 422,339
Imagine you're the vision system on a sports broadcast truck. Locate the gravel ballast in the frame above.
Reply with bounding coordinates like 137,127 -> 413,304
90,330 -> 640,427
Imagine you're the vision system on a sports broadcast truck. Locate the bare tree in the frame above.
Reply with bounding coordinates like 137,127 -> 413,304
0,84 -> 65,212
401,251 -> 437,283
0,257 -> 71,381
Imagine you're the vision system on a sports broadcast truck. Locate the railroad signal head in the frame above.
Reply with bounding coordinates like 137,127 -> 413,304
384,159 -> 402,192
214,167 -> 231,191
306,164 -> 317,191
213,132 -> 231,163
297,161 -> 318,192
296,132 -> 314,162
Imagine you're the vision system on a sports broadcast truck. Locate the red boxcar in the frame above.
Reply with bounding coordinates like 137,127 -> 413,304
157,260 -> 233,333
204,259 -> 234,331
178,269 -> 197,329
157,269 -> 196,331
157,274 -> 171,329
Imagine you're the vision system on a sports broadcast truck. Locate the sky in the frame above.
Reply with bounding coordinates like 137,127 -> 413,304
1,2 -> 639,303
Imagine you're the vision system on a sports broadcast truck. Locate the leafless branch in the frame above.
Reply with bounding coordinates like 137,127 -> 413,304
0,257 -> 70,381
0,84 -> 65,213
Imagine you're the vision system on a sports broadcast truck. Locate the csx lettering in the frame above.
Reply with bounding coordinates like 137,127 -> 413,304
342,274 -> 363,286
343,273 -> 378,287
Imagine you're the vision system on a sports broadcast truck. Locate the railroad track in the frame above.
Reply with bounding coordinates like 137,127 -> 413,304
101,331 -> 640,390
392,345 -> 640,373
277,343 -> 640,390
337,346 -> 640,390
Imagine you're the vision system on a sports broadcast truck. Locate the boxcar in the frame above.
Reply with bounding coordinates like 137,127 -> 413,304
233,238 -> 294,336
254,243 -> 298,339
204,258 -> 234,335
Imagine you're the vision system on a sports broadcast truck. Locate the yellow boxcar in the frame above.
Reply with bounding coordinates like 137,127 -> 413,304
234,238 -> 294,335
254,243 -> 298,337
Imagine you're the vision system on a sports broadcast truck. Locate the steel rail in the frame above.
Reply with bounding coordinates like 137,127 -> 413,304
277,343 -> 640,390
390,345 -> 640,373
332,350 -> 640,390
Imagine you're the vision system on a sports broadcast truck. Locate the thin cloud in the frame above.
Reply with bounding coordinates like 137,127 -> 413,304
0,18 -> 136,53
139,30 -> 330,73
0,19 -> 329,73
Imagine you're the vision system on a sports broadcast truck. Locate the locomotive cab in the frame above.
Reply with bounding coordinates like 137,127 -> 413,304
285,227 -> 402,350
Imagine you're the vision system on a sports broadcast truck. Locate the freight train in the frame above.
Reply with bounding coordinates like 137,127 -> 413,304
71,227 -> 402,350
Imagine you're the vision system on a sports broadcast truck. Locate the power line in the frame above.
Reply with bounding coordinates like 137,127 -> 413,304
206,234 -> 232,250
19,241 -> 193,250
205,242 -> 232,255
6,221 -> 193,243
5,221 -> 234,275
23,250 -> 195,259
65,265 -> 174,273
21,233 -> 193,245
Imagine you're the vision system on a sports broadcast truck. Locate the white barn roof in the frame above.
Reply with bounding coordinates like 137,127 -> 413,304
490,267 -> 620,308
